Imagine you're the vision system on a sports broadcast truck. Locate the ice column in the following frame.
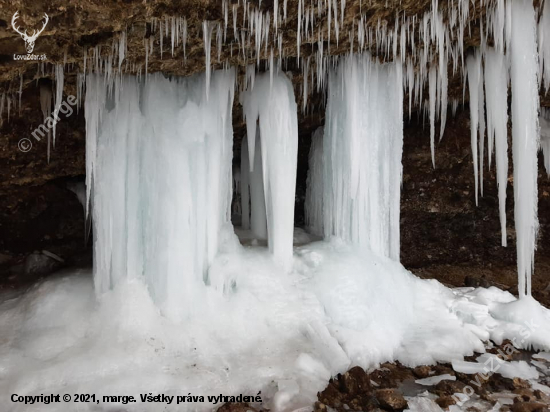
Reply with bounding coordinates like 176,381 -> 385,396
85,69 -> 236,317
323,54 -> 403,260
305,127 -> 324,236
241,71 -> 299,269
510,0 -> 540,298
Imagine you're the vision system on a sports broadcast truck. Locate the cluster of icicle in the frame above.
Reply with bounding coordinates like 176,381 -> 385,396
85,70 -> 236,318
306,53 -> 403,261
4,0 -> 550,122
463,0 -> 545,299
0,63 -> 66,161
0,73 -> 25,128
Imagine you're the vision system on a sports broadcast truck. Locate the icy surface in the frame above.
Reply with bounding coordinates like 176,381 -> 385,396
415,374 -> 455,386
452,355 -> 539,380
2,238 -> 550,411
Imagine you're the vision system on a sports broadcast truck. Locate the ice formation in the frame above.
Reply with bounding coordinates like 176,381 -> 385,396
85,69 -> 236,318
484,48 -> 509,246
305,127 -> 324,237
240,135 -> 251,230
249,128 -> 268,240
39,83 -> 52,160
322,54 -> 403,260
466,52 -> 482,207
52,64 -> 64,151
540,0 -> 550,92
461,0 -> 543,294
240,71 -> 298,269
541,108 -> 550,176
510,0 -> 540,299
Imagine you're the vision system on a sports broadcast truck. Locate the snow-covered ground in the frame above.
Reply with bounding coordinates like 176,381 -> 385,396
1,228 -> 550,411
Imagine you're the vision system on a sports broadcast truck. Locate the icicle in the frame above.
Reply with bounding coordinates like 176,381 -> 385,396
510,0 -> 540,298
52,64 -> 64,151
539,0 -> 550,92
297,0 -> 302,60
0,93 -> 5,127
183,18 -> 188,60
216,23 -> 222,62
171,17 -> 176,57
159,19 -> 163,59
233,5 -> 238,38
145,38 -> 149,76
541,109 -> 550,176
485,48 -> 509,247
18,74 -> 23,115
478,58 -> 486,196
6,95 -> 11,123
439,49 -> 448,140
77,72 -> 86,114
428,65 -> 437,168
40,83 -> 53,160
203,21 -> 214,99
118,31 -> 126,72
466,52 -> 481,206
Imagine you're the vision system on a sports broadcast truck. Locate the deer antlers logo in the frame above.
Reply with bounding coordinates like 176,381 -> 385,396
11,11 -> 49,54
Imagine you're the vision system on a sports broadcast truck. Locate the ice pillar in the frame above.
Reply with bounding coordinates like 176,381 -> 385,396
510,0 -> 540,298
85,70 -> 236,317
241,71 -> 299,269
323,54 -> 403,260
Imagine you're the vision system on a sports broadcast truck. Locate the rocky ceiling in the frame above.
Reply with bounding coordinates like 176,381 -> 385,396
0,0 -> 488,90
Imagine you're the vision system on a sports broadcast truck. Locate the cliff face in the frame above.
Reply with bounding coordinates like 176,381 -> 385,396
0,0 -> 549,292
